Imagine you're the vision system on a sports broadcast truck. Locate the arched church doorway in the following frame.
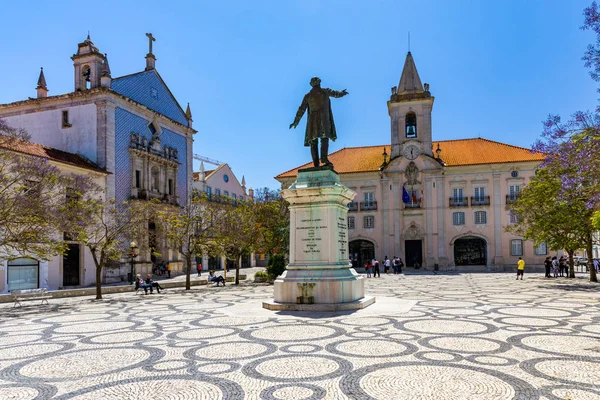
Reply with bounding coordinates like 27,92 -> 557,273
454,237 -> 487,266
349,240 -> 375,270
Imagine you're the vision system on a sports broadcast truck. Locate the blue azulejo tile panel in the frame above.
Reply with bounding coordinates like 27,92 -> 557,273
114,107 -> 188,204
111,70 -> 188,126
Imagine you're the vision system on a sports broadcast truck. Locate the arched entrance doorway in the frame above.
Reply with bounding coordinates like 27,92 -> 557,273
349,240 -> 375,270
454,236 -> 487,266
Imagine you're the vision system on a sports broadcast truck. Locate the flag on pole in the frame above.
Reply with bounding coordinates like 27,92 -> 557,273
402,186 -> 411,204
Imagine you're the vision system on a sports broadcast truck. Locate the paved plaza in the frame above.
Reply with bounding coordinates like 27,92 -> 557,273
0,273 -> 599,399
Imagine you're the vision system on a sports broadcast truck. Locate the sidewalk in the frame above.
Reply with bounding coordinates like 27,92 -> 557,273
0,266 -> 266,304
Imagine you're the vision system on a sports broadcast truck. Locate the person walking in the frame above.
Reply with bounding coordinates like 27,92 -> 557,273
516,257 -> 525,280
384,256 -> 391,274
197,263 -> 203,277
544,257 -> 552,278
365,261 -> 372,278
373,258 -> 381,278
552,256 -> 559,278
392,256 -> 399,274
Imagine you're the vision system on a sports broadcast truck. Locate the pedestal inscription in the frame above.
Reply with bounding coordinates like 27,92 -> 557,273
266,169 -> 372,309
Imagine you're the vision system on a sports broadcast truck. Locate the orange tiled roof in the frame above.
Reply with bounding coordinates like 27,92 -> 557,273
0,135 -> 107,173
192,169 -> 215,181
275,138 -> 544,179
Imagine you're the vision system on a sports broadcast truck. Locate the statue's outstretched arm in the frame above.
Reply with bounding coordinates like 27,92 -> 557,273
325,88 -> 349,98
290,96 -> 308,129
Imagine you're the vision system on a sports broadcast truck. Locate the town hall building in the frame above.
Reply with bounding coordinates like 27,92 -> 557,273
276,52 -> 546,271
0,34 -> 195,291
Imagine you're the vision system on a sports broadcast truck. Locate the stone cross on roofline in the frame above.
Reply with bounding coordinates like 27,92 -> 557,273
146,33 -> 155,55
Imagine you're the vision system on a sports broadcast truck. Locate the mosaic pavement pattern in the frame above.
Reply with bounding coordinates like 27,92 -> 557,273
0,273 -> 599,399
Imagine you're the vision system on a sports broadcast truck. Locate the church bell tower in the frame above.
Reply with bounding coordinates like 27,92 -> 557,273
388,52 -> 434,159
71,35 -> 105,91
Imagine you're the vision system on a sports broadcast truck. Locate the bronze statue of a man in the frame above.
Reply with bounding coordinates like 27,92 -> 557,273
289,77 -> 348,167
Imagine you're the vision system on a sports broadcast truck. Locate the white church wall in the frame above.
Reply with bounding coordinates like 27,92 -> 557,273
4,104 -> 98,162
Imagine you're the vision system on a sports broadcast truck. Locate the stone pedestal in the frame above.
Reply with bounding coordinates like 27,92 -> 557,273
263,168 -> 373,311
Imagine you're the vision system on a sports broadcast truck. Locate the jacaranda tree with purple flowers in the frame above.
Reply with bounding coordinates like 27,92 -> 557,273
525,2 -> 600,282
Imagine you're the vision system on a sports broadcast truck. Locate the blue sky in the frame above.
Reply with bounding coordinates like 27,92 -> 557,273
0,0 -> 596,190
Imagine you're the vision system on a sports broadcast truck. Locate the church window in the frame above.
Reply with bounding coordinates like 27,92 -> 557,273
511,239 -> 523,256
405,112 -> 417,138
232,193 -> 237,200
215,188 -> 221,196
62,110 -> 72,128
168,179 -> 173,195
224,191 -> 229,197
364,215 -> 375,229
148,122 -> 157,136
348,216 -> 355,229
453,212 -> 465,226
474,211 -> 487,225
135,170 -> 141,188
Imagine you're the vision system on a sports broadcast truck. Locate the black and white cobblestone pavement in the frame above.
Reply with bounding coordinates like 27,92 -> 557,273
0,273 -> 599,399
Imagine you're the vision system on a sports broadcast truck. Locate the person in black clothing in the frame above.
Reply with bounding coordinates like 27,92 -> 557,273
373,259 -> 381,278
145,274 -> 163,293
544,257 -> 552,278
558,256 -> 566,277
398,258 -> 404,274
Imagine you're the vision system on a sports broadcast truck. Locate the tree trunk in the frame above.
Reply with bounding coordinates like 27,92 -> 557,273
91,251 -> 103,300
586,234 -> 598,282
235,254 -> 240,285
567,249 -> 575,278
185,254 -> 192,290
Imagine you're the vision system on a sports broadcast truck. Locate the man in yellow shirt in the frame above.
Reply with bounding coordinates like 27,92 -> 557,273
516,257 -> 525,280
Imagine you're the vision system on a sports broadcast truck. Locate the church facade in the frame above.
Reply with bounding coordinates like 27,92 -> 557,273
276,52 -> 546,271
0,35 -> 195,289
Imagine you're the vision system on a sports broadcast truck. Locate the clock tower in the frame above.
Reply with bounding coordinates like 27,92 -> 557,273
387,52 -> 434,160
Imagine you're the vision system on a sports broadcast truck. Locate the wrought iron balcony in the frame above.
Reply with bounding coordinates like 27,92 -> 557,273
348,202 -> 358,212
470,196 -> 490,206
449,197 -> 468,207
360,201 -> 378,211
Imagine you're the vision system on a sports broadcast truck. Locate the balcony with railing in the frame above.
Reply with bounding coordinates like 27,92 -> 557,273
348,202 -> 359,212
449,197 -> 468,207
360,201 -> 378,211
471,196 -> 491,206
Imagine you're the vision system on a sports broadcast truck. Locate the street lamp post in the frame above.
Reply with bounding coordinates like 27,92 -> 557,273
129,241 -> 138,284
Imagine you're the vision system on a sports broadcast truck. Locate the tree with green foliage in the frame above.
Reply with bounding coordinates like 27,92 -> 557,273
154,192 -> 225,290
507,167 -> 593,279
528,2 -> 600,282
0,120 -> 93,261
216,198 -> 257,285
253,187 -> 290,258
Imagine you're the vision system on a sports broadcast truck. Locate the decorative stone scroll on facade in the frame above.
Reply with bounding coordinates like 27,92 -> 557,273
129,132 -> 180,205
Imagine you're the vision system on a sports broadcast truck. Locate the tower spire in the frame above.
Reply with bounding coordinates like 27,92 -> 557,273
36,67 -> 48,98
398,51 -> 423,94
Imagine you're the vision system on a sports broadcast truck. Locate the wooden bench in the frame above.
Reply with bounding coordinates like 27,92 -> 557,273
12,288 -> 51,308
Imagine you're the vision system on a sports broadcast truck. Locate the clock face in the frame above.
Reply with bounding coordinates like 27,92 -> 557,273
223,174 -> 229,183
403,145 -> 420,160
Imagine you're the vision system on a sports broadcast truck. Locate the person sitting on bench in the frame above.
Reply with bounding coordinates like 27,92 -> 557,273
145,274 -> 164,294
135,274 -> 153,294
208,270 -> 226,286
